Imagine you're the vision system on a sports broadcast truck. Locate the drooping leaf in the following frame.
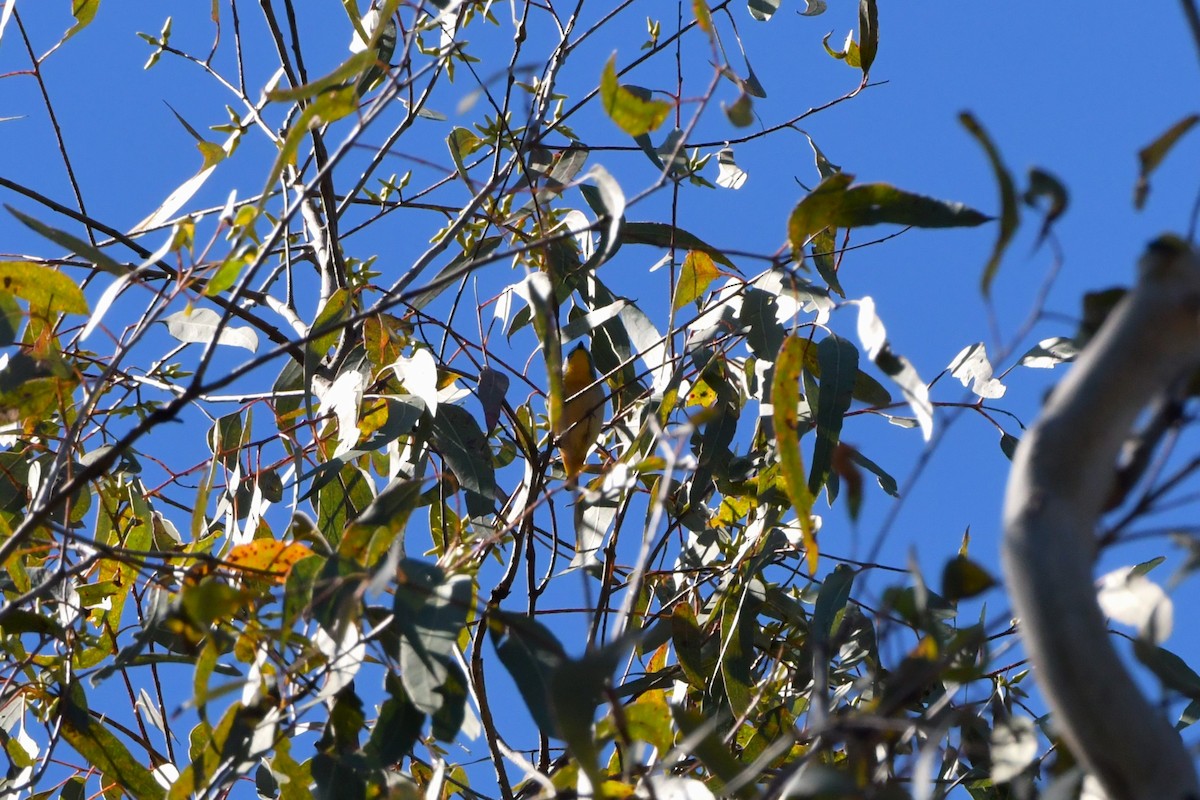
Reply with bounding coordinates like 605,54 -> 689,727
430,404 -> 495,518
813,564 -> 855,643
856,297 -> 933,440
490,612 -> 566,737
1133,641 -> 1200,700
809,335 -> 858,495
858,0 -> 878,77
1135,114 -> 1199,209
477,367 -> 509,434
773,335 -> 818,573
578,165 -> 626,269
1024,166 -> 1069,247
599,55 -> 671,137
960,112 -> 1018,296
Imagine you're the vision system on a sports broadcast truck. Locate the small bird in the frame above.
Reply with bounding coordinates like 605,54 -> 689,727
552,344 -> 605,483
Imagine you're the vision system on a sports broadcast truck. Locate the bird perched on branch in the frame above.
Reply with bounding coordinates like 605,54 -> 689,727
552,344 -> 605,484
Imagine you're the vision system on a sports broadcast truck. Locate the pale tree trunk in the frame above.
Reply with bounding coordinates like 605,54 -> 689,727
1003,238 -> 1200,800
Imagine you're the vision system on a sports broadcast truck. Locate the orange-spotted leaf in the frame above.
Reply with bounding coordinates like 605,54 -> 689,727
225,540 -> 314,583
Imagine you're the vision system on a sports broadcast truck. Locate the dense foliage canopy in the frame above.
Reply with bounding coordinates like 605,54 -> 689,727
2,2 -> 1200,800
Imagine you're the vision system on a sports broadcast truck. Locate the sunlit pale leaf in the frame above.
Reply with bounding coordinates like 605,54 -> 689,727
947,342 -> 1006,399
799,0 -> 827,15
1097,566 -> 1173,644
856,297 -> 932,440
1018,337 -> 1078,369
715,146 -> 748,189
163,307 -> 259,352
747,0 -> 781,22
390,348 -> 440,415
990,716 -> 1038,783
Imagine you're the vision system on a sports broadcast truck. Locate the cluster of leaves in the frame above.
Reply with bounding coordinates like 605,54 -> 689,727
3,2 -> 1199,800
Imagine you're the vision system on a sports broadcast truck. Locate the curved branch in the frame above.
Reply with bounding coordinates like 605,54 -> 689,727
1003,237 -> 1200,800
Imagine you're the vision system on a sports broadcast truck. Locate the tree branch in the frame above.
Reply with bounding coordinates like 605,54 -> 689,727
1003,237 -> 1200,800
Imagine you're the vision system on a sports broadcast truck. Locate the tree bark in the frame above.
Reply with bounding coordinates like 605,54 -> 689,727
1003,238 -> 1200,800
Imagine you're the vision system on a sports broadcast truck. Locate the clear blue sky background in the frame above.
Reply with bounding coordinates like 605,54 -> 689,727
3,0 -> 1200,793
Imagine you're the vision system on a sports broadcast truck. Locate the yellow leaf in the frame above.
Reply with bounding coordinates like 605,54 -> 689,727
225,540 -> 314,583
599,55 -> 671,137
672,250 -> 721,309
0,261 -> 88,315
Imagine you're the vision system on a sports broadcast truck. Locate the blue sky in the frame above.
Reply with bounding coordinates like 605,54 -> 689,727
3,0 -> 1200,794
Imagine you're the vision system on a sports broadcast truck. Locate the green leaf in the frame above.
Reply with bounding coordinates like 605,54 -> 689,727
7,206 -> 126,275
430,404 -> 495,517
1024,167 -> 1068,246
848,448 -> 898,496
490,612 -> 566,737
717,587 -> 760,717
621,221 -> 736,268
941,555 -> 996,601
599,55 -> 671,137
858,0 -> 878,76
773,335 -> 818,573
809,335 -> 858,495
959,112 -> 1018,296
670,706 -> 754,798
1134,640 -> 1200,701
59,686 -> 166,800
0,261 -> 88,315
813,563 -> 855,645
723,92 -> 754,127
788,174 -> 990,256
264,84 -> 359,194
1135,114 -> 1199,209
